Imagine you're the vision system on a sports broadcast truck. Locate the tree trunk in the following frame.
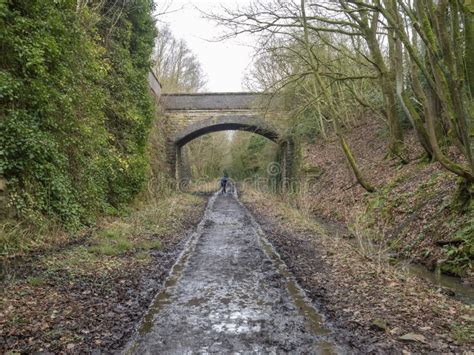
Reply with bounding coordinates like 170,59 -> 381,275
301,0 -> 376,192
364,3 -> 405,160
464,5 -> 474,98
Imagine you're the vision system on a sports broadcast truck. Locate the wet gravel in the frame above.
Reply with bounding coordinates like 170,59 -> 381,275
125,193 -> 338,354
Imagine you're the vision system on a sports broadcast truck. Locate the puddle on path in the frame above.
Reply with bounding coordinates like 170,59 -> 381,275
138,239 -> 195,335
124,192 -> 341,354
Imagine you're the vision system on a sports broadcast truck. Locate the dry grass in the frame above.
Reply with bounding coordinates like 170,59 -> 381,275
0,218 -> 71,259
49,194 -> 203,274
242,187 -> 326,235
3,193 -> 206,279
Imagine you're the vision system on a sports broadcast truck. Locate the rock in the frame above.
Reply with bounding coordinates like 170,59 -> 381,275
371,319 -> 388,331
399,333 -> 427,343
438,287 -> 455,297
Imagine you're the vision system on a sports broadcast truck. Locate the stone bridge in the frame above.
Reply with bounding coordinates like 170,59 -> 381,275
149,73 -> 294,187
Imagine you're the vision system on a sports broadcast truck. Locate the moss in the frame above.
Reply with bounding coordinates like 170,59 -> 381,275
301,163 -> 324,176
450,322 -> 474,344
26,276 -> 47,287
453,179 -> 474,212
439,221 -> 474,276
137,239 -> 162,251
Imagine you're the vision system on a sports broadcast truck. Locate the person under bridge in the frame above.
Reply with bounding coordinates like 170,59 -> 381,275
220,173 -> 229,194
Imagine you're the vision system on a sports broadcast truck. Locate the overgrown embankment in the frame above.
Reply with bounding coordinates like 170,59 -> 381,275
0,0 -> 158,244
0,193 -> 207,353
295,118 -> 473,281
241,188 -> 473,352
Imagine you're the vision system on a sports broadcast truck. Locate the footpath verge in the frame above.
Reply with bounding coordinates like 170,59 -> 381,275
1,193 -> 207,353
241,188 -> 473,353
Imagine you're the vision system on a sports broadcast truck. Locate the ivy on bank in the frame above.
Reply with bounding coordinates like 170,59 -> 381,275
0,0 -> 157,229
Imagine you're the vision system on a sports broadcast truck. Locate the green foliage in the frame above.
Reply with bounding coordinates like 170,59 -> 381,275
227,133 -> 277,180
292,110 -> 321,143
0,0 -> 156,231
183,131 -> 278,181
450,321 -> 474,344
26,276 -> 46,287
439,222 -> 474,276
185,132 -> 230,179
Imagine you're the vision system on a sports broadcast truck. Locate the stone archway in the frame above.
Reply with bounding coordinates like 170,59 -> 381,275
160,93 -> 294,188
174,115 -> 279,146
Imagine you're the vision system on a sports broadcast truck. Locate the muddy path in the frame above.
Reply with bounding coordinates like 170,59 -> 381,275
125,192 -> 343,354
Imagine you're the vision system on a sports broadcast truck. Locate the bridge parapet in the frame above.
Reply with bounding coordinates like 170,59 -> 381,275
161,92 -> 271,111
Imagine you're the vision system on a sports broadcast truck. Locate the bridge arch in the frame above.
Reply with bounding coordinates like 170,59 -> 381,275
173,115 -> 280,147
160,92 -> 295,188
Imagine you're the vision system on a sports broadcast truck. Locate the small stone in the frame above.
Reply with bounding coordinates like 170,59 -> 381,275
371,319 -> 388,331
399,333 -> 426,343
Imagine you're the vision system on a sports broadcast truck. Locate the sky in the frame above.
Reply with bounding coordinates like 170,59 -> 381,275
157,0 -> 254,92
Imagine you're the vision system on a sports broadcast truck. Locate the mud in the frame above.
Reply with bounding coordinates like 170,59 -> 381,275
125,192 -> 341,354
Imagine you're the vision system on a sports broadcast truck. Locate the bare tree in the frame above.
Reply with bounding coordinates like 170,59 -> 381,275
376,0 -> 474,182
209,0 -> 377,191
152,25 -> 207,93
209,0 -> 474,187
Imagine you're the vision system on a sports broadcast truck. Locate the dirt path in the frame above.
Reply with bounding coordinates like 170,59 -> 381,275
124,192 -> 342,354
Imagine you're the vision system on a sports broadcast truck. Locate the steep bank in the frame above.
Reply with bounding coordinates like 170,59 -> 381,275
241,188 -> 473,352
1,0 -> 157,240
297,118 -> 473,281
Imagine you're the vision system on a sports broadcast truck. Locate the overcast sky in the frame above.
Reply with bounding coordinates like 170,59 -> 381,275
157,0 -> 254,92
